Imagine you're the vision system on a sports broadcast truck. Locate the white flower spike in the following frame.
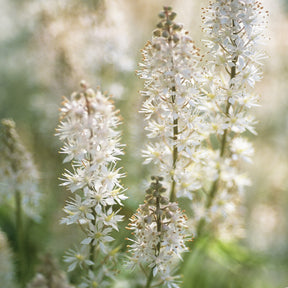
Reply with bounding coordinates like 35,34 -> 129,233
57,81 -> 127,286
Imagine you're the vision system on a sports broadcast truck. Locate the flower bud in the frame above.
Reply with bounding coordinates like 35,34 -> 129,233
160,196 -> 169,205
169,12 -> 177,21
146,188 -> 153,194
80,80 -> 87,89
160,187 -> 167,193
168,203 -> 178,212
71,92 -> 81,101
144,215 -> 152,224
172,23 -> 182,31
165,20 -> 173,26
148,198 -> 156,205
152,43 -> 161,51
158,12 -> 165,19
162,30 -> 169,38
165,210 -> 173,218
153,29 -> 161,37
157,22 -> 163,28
173,34 -> 180,43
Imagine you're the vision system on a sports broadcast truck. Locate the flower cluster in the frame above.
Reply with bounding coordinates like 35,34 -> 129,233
191,0 -> 268,238
0,119 -> 41,220
56,81 -> 127,286
127,176 -> 189,288
138,6 -> 207,202
201,0 -> 267,146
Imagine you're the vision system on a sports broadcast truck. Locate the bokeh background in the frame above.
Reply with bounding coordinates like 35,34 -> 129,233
0,0 -> 287,287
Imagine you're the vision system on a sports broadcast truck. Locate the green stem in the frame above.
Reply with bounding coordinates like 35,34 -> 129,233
163,8 -> 179,203
170,178 -> 177,203
170,87 -> 178,203
145,177 -> 163,288
205,177 -> 219,210
84,89 -> 97,265
197,180 -> 219,236
145,267 -> 155,288
89,206 -> 97,263
156,187 -> 162,255
15,190 -> 25,288
198,19 -> 238,236
89,242 -> 95,263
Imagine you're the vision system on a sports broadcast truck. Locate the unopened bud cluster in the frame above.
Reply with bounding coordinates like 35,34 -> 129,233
127,176 -> 189,287
153,6 -> 182,43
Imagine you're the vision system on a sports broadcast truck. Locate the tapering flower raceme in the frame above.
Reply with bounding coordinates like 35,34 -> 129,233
192,0 -> 268,238
56,81 -> 127,286
138,6 -> 207,201
127,176 -> 190,288
0,119 -> 41,221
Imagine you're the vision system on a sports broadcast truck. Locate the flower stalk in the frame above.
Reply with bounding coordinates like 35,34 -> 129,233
145,268 -> 155,288
206,34 -> 238,211
0,119 -> 41,287
15,190 -> 25,288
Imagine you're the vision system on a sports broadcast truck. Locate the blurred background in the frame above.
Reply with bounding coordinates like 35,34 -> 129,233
0,0 -> 287,287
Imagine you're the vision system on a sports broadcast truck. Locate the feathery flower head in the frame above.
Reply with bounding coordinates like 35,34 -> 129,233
202,0 -> 268,63
193,0 -> 268,238
139,7 -> 207,200
57,81 -> 127,211
57,80 -> 123,165
127,176 -> 189,287
201,0 -> 268,95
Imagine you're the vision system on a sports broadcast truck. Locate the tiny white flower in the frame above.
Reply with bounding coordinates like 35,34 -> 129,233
64,246 -> 94,272
230,137 -> 254,163
60,194 -> 94,225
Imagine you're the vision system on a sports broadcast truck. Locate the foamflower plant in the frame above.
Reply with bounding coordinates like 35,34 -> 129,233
56,81 -> 127,287
0,119 -> 41,287
0,119 -> 41,220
